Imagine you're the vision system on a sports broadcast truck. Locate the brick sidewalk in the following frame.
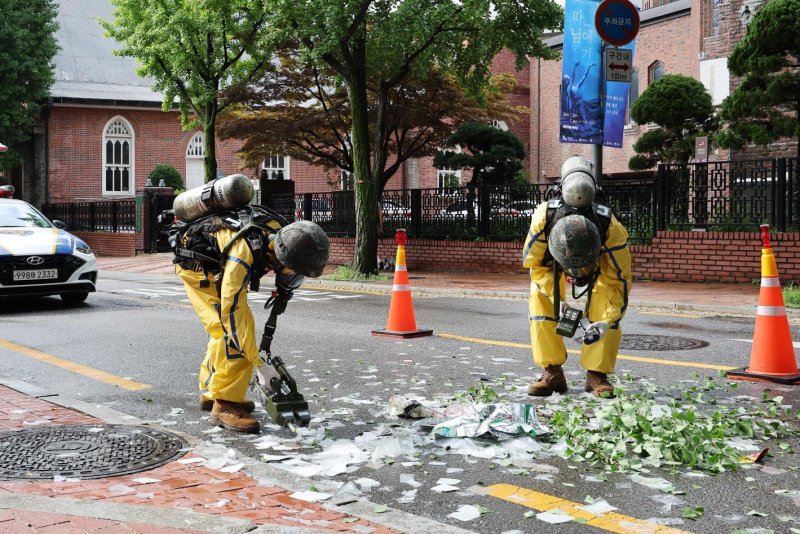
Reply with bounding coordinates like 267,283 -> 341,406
0,385 -> 398,534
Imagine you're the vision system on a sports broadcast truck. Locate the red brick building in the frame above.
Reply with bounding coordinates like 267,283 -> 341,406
17,1 -> 529,207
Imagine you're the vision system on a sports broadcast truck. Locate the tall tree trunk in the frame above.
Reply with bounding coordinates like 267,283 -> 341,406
348,40 -> 378,274
203,101 -> 218,183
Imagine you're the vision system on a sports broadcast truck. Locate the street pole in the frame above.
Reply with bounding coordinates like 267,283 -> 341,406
592,144 -> 603,186
594,42 -> 605,186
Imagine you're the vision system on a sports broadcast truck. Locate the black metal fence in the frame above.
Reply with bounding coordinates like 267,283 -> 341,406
43,157 -> 800,246
657,157 -> 800,232
42,200 -> 138,233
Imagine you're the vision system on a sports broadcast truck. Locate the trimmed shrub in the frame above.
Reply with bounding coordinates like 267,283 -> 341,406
148,164 -> 184,190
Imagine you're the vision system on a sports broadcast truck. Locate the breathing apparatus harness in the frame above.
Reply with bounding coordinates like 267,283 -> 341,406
169,204 -> 285,290
543,181 -> 613,342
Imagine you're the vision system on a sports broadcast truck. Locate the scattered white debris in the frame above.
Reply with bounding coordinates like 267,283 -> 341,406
399,474 -> 422,488
436,478 -> 461,486
132,477 -> 161,484
630,474 -> 674,491
290,491 -> 332,503
578,499 -> 617,515
448,505 -> 482,521
219,463 -> 244,473
536,510 -> 573,524
431,484 -> 460,493
109,484 -> 135,495
355,478 -> 381,491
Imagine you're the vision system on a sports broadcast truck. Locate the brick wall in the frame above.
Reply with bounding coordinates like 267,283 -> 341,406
632,231 -> 800,283
329,237 -> 527,273
75,232 -> 140,257
47,106 -> 256,203
326,231 -> 800,284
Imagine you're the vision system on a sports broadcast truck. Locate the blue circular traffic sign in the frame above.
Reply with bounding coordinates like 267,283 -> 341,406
595,0 -> 640,46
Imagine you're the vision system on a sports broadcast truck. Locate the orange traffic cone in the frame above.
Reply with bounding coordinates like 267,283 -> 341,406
728,225 -> 800,384
372,229 -> 432,339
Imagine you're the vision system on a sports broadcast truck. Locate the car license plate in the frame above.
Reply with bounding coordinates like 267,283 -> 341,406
13,269 -> 58,281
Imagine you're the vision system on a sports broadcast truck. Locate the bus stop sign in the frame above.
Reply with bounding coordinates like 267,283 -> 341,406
595,0 -> 640,46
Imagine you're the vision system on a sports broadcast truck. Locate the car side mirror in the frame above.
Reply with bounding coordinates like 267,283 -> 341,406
53,220 -> 67,230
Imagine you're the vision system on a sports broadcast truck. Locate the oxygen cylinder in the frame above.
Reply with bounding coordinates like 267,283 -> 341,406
172,174 -> 254,222
560,156 -> 596,208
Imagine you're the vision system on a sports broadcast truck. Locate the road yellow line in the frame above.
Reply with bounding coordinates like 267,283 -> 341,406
0,339 -> 151,391
309,285 -> 389,296
484,483 -> 692,533
435,333 -> 737,371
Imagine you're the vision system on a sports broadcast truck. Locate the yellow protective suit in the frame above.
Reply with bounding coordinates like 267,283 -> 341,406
177,224 -> 280,403
522,201 -> 632,373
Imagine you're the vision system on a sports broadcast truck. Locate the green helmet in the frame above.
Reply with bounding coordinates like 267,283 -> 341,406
274,220 -> 330,278
548,214 -> 601,281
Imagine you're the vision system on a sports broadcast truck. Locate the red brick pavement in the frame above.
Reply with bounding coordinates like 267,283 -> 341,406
0,385 -> 398,533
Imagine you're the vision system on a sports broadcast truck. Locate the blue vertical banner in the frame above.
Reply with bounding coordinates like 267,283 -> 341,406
602,42 -> 635,147
559,0 -> 603,145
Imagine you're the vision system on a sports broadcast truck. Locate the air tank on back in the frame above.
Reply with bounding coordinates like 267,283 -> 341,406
172,173 -> 254,223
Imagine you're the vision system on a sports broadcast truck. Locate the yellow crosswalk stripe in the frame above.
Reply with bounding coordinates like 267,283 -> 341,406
483,483 -> 692,533
0,339 -> 151,391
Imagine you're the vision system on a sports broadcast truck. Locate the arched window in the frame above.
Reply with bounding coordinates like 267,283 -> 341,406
103,117 -> 134,195
649,61 -> 665,85
186,132 -> 205,190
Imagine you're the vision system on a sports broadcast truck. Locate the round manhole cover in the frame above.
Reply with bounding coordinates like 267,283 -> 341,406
0,424 -> 187,480
618,334 -> 709,351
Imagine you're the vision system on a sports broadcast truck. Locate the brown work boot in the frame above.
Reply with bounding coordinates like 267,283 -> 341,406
200,395 -> 255,413
585,371 -> 616,398
210,400 -> 261,434
526,365 -> 568,397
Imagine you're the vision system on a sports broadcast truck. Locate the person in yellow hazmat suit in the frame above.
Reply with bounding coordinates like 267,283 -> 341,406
171,208 -> 329,433
522,156 -> 632,398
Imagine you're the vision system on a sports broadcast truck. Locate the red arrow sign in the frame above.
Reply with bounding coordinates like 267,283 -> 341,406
609,63 -> 630,71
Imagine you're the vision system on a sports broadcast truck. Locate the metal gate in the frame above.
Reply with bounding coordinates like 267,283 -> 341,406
145,191 -> 177,252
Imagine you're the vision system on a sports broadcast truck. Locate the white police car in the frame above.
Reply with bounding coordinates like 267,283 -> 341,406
0,197 -> 98,303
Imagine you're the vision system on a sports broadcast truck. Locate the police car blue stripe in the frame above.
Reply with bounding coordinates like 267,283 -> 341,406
54,230 -> 74,254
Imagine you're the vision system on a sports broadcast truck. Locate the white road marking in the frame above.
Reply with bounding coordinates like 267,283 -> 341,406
113,287 -> 363,301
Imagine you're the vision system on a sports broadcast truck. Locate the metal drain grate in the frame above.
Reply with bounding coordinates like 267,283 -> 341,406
0,424 -> 187,480
618,334 -> 709,351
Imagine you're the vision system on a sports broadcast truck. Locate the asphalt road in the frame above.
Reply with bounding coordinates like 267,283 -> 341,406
2,271 -> 800,534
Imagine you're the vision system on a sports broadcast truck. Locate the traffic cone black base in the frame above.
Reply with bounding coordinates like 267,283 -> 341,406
726,369 -> 800,385
371,328 -> 433,339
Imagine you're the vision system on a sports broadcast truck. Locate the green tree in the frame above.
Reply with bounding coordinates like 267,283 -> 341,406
219,46 -> 525,186
148,163 -> 185,191
102,0 -> 271,182
266,0 -> 562,274
0,0 -> 58,171
434,121 -> 525,226
716,0 -> 800,158
435,122 -> 525,185
628,74 -> 718,170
